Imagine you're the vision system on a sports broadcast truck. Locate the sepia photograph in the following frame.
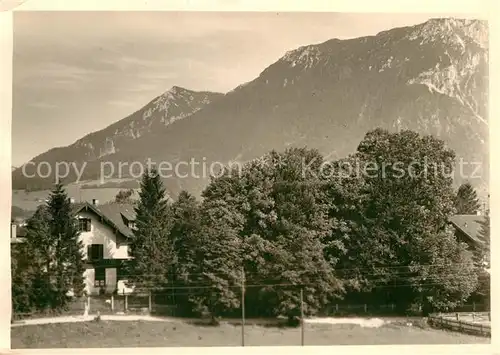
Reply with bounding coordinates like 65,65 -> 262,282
7,6 -> 491,350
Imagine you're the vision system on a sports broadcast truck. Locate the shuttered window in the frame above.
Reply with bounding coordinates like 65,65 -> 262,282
78,218 -> 91,232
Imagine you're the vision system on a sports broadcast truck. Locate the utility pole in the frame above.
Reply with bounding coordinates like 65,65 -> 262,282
300,288 -> 304,346
241,268 -> 245,347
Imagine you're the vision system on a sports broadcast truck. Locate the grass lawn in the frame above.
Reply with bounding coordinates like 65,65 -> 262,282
11,319 -> 490,348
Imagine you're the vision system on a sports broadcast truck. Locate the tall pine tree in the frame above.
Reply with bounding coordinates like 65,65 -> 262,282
169,191 -> 202,314
45,183 -> 85,309
128,168 -> 174,293
454,182 -> 480,214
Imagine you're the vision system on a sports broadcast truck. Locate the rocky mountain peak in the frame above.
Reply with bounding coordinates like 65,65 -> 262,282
407,18 -> 488,49
281,44 -> 324,69
12,17 -> 489,200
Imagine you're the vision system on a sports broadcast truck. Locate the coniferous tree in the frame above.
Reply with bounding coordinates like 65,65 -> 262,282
22,206 -> 54,311
128,168 -> 174,293
45,183 -> 86,308
15,185 -> 86,314
11,242 -> 37,316
169,191 -> 202,314
190,195 -> 244,319
454,182 -> 480,214
469,208 -> 490,310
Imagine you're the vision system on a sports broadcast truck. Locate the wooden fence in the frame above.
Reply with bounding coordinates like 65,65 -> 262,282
428,312 -> 491,337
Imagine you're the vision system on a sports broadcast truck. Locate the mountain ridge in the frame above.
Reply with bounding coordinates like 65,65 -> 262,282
13,17 -> 489,199
14,86 -> 224,179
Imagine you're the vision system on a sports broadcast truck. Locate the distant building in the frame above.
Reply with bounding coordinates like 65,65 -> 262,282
449,214 -> 489,268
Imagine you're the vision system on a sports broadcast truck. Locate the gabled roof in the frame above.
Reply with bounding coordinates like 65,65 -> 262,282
449,214 -> 484,246
73,202 -> 136,239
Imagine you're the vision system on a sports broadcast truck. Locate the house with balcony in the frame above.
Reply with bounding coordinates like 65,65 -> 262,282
11,198 -> 137,295
73,199 -> 136,295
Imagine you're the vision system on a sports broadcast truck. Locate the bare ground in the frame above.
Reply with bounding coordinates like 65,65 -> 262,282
11,317 -> 490,348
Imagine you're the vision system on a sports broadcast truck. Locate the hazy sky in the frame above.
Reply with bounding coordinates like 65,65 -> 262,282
13,11 -> 465,166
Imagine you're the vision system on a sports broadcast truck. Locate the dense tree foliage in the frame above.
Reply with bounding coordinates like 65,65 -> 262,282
477,209 -> 490,267
330,129 -> 478,313
115,188 -> 136,204
12,130 -> 486,319
12,184 -> 85,316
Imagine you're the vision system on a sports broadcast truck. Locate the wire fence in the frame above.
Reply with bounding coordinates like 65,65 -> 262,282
11,262 -> 490,345
12,289 -> 490,345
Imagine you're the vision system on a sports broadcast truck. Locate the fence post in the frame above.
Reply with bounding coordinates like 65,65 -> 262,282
300,288 -> 305,346
391,303 -> 395,311
335,304 -> 338,313
364,304 -> 367,313
473,302 -> 476,312
111,294 -> 114,312
149,291 -> 152,313
241,268 -> 245,347
455,313 -> 459,321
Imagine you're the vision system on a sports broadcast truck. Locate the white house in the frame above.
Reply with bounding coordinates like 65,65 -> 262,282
72,199 -> 136,295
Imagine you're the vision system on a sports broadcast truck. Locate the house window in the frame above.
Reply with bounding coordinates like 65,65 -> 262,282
78,218 -> 91,232
94,267 -> 106,287
87,244 -> 104,261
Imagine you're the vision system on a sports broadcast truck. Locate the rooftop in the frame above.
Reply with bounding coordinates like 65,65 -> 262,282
73,201 -> 136,239
449,214 -> 484,245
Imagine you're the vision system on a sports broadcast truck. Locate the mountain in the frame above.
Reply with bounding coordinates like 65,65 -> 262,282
13,86 -> 223,189
13,18 -> 489,198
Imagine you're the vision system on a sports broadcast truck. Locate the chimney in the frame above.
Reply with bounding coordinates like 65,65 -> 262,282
92,199 -> 99,206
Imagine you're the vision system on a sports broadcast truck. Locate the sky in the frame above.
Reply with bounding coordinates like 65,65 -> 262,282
12,11 -> 471,166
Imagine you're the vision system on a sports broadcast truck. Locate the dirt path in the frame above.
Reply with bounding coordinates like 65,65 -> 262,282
12,314 -> 397,329
11,314 -> 173,327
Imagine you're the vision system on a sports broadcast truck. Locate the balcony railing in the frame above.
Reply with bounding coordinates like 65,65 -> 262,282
84,258 -> 130,268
